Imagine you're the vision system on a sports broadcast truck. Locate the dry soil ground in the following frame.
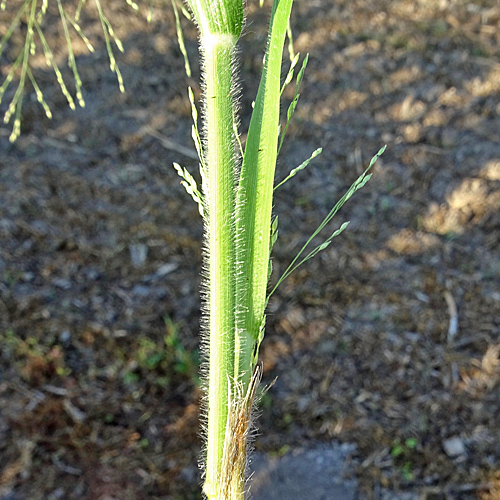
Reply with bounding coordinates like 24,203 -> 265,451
0,0 -> 499,499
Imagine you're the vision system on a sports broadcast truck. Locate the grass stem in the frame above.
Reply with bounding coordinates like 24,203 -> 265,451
201,32 -> 239,500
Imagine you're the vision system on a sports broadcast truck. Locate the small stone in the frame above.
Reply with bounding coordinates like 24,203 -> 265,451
31,220 -> 51,235
59,330 -> 71,343
51,488 -> 65,499
443,437 -> 466,457
156,262 -> 178,277
129,243 -> 148,268
63,399 -> 87,423
84,268 -> 101,280
21,239 -> 34,250
380,491 -> 418,500
296,395 -> 311,412
132,284 -> 151,297
179,466 -> 197,483
0,218 -> 16,235
53,278 -> 72,290
403,123 -> 424,143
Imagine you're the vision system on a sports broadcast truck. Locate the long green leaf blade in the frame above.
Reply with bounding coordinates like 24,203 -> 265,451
234,0 -> 294,390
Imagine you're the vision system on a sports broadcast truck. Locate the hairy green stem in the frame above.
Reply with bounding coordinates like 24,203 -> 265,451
186,3 -> 244,499
202,33 -> 239,500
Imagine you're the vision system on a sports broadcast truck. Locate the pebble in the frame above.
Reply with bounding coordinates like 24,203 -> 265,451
156,262 -> 178,277
129,243 -> 148,268
84,268 -> 101,280
379,491 -> 418,500
132,284 -> 167,299
132,284 -> 152,297
179,466 -> 197,483
53,278 -> 72,290
0,218 -> 15,234
48,488 -> 65,500
443,437 -> 466,457
59,330 -> 71,343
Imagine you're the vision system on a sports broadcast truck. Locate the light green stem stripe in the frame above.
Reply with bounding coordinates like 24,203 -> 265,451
235,0 -> 294,390
203,33 -> 238,500
186,0 -> 243,38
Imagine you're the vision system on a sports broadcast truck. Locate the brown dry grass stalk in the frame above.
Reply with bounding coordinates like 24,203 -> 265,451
219,366 -> 262,500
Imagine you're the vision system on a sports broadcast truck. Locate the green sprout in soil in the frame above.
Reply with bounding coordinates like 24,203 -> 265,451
391,437 -> 419,482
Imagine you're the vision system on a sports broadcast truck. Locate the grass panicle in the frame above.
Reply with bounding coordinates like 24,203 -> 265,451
173,162 -> 205,217
281,51 -> 299,95
278,52 -> 308,155
94,0 -> 125,92
274,147 -> 322,190
188,86 -> 207,174
270,145 -> 387,297
0,0 -> 133,141
57,0 -> 85,108
171,0 -> 191,77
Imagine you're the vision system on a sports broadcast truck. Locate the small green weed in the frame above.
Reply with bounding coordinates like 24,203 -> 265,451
391,437 -> 418,481
164,315 -> 199,380
0,329 -> 70,382
123,316 -> 199,387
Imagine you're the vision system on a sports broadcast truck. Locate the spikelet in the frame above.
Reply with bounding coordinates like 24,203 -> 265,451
171,0 -> 191,77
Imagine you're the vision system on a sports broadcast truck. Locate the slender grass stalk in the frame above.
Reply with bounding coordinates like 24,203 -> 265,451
202,33 -> 239,500
182,2 -> 243,498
